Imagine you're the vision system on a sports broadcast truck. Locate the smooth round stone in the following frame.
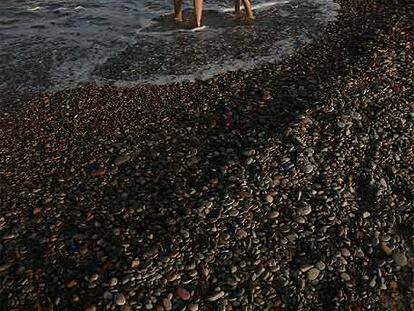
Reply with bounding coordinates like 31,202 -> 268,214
90,274 -> 99,282
131,259 -> 140,268
362,212 -> 371,218
115,293 -> 127,306
237,229 -> 248,239
85,306 -> 97,311
109,277 -> 118,287
379,235 -> 391,242
295,216 -> 306,224
177,287 -> 191,301
298,206 -> 312,216
316,261 -> 326,271
301,164 -> 314,174
341,248 -> 351,257
207,291 -> 225,302
188,303 -> 199,311
268,211 -> 280,219
393,253 -> 408,267
341,273 -> 351,282
306,268 -> 320,281
265,195 -> 274,203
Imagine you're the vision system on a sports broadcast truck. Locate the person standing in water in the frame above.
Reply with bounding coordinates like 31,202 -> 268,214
174,0 -> 204,28
234,0 -> 255,20
174,0 -> 254,29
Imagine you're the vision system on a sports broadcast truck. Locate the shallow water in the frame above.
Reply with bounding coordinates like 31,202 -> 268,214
0,0 -> 340,97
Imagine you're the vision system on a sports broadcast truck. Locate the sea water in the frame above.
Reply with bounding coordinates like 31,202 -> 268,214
0,0 -> 340,96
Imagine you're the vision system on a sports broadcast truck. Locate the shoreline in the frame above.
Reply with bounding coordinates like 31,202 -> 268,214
0,0 -> 413,310
0,0 -> 339,109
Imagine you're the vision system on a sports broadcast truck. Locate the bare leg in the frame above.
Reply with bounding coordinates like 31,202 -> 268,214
241,0 -> 254,19
194,0 -> 203,27
174,0 -> 183,22
234,0 -> 241,17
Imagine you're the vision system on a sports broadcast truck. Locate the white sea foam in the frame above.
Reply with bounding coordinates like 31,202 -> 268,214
221,0 -> 291,13
28,6 -> 42,11
1,0 -> 340,95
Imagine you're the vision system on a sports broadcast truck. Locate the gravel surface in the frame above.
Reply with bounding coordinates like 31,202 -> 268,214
0,0 -> 413,310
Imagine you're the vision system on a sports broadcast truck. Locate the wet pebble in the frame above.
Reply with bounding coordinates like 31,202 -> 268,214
115,293 -> 127,306
267,210 -> 280,219
301,163 -> 314,174
298,205 -> 312,216
265,194 -> 274,203
207,291 -> 225,302
237,229 -> 248,239
341,273 -> 351,282
306,268 -> 320,281
177,287 -> 191,301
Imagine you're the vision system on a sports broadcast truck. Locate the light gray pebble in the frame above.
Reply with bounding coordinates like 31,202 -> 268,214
341,248 -> 351,257
316,261 -> 326,270
306,268 -> 320,281
115,293 -> 127,306
351,111 -> 362,120
207,291 -> 225,302
362,212 -> 371,218
268,211 -> 279,219
301,164 -> 314,174
341,273 -> 351,282
109,277 -> 118,287
298,205 -> 312,216
265,195 -> 274,203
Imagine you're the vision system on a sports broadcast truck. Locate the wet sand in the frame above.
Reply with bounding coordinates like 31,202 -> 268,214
0,0 -> 413,310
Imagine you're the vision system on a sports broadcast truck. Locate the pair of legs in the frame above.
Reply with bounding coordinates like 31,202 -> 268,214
174,0 -> 203,28
234,0 -> 254,19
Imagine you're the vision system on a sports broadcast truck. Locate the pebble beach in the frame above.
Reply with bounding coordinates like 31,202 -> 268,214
0,0 -> 413,310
